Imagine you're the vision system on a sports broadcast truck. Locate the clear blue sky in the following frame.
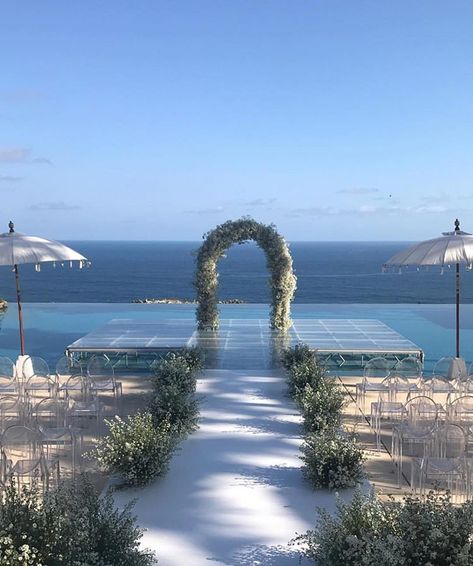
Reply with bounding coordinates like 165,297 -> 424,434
1,1 -> 472,240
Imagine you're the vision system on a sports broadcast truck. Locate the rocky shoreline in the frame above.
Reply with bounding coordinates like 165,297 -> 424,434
0,299 -> 7,311
132,298 -> 245,305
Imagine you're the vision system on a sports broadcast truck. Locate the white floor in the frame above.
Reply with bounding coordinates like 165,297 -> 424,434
113,369 -> 340,566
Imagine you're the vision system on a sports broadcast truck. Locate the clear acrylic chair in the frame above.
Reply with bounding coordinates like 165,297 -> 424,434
24,374 -> 57,402
87,354 -> 122,402
55,355 -> 81,384
66,385 -> 101,439
33,397 -> 79,477
414,423 -> 468,501
356,357 -> 391,414
0,396 -> 26,433
447,395 -> 473,433
387,373 -> 421,401
0,357 -> 18,396
432,356 -> 455,378
422,376 -> 457,414
392,395 -> 438,486
21,356 -> 50,379
394,356 -> 423,381
57,374 -> 87,400
1,425 -> 59,492
371,384 -> 408,449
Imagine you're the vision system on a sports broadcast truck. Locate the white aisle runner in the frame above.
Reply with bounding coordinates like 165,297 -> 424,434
113,370 -> 336,566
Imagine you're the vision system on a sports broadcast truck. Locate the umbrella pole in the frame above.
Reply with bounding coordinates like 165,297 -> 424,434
456,262 -> 460,358
13,264 -> 25,356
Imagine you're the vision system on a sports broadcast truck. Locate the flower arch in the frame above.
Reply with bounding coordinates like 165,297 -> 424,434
194,218 -> 297,330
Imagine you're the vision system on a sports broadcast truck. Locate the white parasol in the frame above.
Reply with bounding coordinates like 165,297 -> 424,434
0,221 -> 87,355
384,219 -> 473,359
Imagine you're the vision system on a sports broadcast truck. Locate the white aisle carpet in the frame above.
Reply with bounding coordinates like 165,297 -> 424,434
113,370 -> 338,566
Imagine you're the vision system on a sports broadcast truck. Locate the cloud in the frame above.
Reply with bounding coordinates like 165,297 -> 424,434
288,206 -> 340,217
288,203 -> 456,218
0,175 -> 22,182
244,198 -> 277,207
186,206 -> 225,214
418,192 -> 450,204
337,187 -> 379,195
0,148 -> 51,164
29,201 -> 80,211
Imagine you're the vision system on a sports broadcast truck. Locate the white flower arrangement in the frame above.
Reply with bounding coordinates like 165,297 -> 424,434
194,218 -> 297,330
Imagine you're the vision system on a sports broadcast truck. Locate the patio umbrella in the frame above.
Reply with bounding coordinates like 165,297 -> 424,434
0,221 -> 87,356
384,219 -> 473,359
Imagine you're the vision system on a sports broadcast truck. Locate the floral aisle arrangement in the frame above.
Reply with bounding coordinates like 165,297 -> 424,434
92,348 -> 203,487
282,344 -> 364,490
294,489 -> 473,566
0,475 -> 155,566
194,218 -> 297,331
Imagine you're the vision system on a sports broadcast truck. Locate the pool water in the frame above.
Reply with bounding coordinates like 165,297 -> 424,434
0,303 -> 471,372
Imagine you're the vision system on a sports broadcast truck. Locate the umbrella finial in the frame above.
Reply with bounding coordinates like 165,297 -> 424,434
455,218 -> 460,232
8,221 -> 14,233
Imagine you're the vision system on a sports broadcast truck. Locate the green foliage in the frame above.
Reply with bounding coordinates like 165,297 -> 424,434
0,476 -> 156,566
149,389 -> 199,437
295,490 -> 473,566
150,351 -> 201,437
91,348 -> 202,487
194,218 -> 297,330
93,412 -> 176,486
280,343 -> 315,371
296,381 -> 346,434
283,345 -> 327,397
300,430 -> 364,490
152,352 -> 198,396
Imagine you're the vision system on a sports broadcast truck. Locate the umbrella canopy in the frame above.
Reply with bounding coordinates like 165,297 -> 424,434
384,226 -> 473,269
384,219 -> 472,359
0,221 -> 88,355
0,229 -> 86,267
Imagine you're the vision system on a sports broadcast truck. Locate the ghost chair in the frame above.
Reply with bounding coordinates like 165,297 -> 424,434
356,356 -> 391,415
1,425 -> 59,492
33,397 -> 79,478
392,395 -> 438,486
414,423 -> 468,501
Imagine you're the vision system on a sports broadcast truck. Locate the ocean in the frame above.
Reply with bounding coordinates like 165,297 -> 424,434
0,241 -> 471,304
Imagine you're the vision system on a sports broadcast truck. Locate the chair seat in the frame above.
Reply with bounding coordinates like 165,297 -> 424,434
424,457 -> 464,475
40,427 -> 73,442
9,458 -> 42,475
372,401 -> 406,414
394,423 -> 433,441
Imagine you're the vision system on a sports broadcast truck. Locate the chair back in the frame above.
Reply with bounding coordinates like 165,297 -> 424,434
446,395 -> 473,427
433,423 -> 466,460
59,374 -> 87,400
394,356 -> 423,380
432,357 -> 454,379
404,395 -> 438,436
0,357 -> 16,379
0,396 -> 24,431
33,397 -> 67,432
364,357 -> 391,380
22,356 -> 50,379
1,425 -> 42,473
55,355 -> 81,381
87,354 -> 115,386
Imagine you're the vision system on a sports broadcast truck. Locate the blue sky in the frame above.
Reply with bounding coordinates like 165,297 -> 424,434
1,1 -> 472,240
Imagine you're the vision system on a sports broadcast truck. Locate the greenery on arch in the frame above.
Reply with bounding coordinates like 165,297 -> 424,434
194,218 -> 297,331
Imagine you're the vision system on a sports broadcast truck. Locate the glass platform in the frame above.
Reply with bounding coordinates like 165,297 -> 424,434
66,318 -> 423,371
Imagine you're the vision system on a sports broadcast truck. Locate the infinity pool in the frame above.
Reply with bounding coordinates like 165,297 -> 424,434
0,303 -> 471,372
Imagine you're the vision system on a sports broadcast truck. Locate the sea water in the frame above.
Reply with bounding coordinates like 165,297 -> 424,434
0,241 -> 470,304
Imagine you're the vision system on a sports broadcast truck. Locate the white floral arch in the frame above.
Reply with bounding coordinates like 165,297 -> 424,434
194,218 -> 297,330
